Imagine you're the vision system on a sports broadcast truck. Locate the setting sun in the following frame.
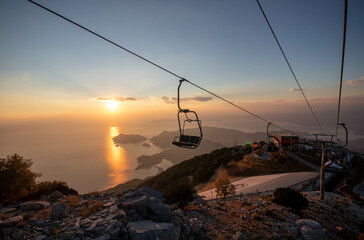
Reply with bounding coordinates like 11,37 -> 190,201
105,100 -> 119,110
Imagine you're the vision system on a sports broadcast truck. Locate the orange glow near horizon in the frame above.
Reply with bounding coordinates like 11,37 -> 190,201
106,126 -> 128,187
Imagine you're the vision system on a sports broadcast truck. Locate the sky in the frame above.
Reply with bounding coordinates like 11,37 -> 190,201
1,0 -> 364,137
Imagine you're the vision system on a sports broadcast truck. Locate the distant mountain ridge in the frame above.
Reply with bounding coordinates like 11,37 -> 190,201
149,126 -> 268,148
136,126 -> 311,170
108,126 -> 313,192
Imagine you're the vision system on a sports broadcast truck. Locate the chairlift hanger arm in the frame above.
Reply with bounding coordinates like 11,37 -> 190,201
338,123 -> 348,147
177,78 -> 188,111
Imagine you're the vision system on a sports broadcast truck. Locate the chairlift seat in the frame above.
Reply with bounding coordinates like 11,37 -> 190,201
172,134 -> 201,149
324,166 -> 350,175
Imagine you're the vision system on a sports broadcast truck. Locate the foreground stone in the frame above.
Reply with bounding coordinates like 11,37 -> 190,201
128,220 -> 177,240
296,219 -> 327,240
20,201 -> 50,212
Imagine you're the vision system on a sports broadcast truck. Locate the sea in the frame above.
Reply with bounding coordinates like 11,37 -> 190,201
0,121 -> 175,194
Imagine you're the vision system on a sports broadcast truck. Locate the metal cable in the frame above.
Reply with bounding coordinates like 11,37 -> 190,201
27,0 -> 182,79
256,0 -> 326,135
28,0 -> 305,138
335,0 -> 348,138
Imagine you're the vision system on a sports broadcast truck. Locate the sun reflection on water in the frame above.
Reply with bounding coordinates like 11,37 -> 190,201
106,126 -> 128,187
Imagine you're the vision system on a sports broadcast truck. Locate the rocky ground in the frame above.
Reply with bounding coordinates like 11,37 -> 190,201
0,189 -> 363,239
185,192 -> 364,239
0,188 -> 204,240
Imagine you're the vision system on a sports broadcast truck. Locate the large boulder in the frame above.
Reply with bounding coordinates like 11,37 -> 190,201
118,195 -> 150,219
120,188 -> 146,201
296,219 -> 327,240
51,202 -> 67,220
48,190 -> 63,202
148,197 -> 171,222
128,220 -> 178,240
20,201 -> 50,212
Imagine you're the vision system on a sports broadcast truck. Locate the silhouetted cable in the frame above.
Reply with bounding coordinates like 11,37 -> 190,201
256,0 -> 326,135
186,80 -> 294,134
28,0 -> 305,139
335,0 -> 348,138
27,0 -> 182,79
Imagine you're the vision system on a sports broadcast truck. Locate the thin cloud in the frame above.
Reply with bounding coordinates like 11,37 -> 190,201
289,88 -> 306,92
161,96 -> 177,104
96,96 -> 139,102
190,96 -> 213,102
346,76 -> 364,86
161,96 -> 212,104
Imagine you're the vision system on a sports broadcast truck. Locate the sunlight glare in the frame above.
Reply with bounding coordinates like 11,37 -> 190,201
106,100 -> 119,110
106,126 -> 128,187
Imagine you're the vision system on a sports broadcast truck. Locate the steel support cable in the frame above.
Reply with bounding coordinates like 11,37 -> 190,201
185,80 -> 291,133
27,0 -> 182,80
28,0 -> 304,139
335,0 -> 348,138
256,0 -> 326,135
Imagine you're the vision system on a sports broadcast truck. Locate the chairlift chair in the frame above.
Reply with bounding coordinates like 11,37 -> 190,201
172,79 -> 203,149
266,123 -> 280,150
323,123 -> 351,175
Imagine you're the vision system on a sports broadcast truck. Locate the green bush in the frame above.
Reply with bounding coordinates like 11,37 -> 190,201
0,154 -> 41,204
0,154 -> 77,204
272,187 -> 308,210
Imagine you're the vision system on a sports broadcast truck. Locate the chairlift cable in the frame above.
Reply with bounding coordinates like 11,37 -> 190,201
186,80 -> 289,133
335,0 -> 348,139
28,0 -> 305,139
27,0 -> 182,80
256,0 -> 326,135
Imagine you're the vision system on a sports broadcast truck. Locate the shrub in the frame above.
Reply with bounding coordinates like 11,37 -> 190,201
215,178 -> 235,200
27,181 -> 78,200
0,154 -> 41,204
272,187 -> 308,210
270,152 -> 291,164
163,180 -> 196,209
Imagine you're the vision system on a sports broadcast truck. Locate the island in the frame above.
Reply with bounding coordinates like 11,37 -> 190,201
113,133 -> 147,144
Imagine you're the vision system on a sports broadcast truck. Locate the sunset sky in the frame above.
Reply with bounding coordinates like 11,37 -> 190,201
1,0 -> 363,136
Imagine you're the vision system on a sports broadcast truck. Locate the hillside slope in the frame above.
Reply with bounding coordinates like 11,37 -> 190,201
141,145 -> 313,192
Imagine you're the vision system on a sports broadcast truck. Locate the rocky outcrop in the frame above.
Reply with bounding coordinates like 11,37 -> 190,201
1,189 -> 362,239
0,188 -> 202,240
48,191 -> 63,203
296,219 -> 327,240
20,201 -> 50,212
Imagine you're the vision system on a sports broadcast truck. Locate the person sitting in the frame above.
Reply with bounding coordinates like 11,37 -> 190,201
325,158 -> 342,169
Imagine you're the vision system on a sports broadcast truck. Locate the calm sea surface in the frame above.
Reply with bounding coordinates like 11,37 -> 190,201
0,124 -> 170,193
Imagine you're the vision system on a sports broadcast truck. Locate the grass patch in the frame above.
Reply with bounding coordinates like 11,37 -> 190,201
61,195 -> 80,207
31,209 -> 51,219
79,201 -> 103,218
